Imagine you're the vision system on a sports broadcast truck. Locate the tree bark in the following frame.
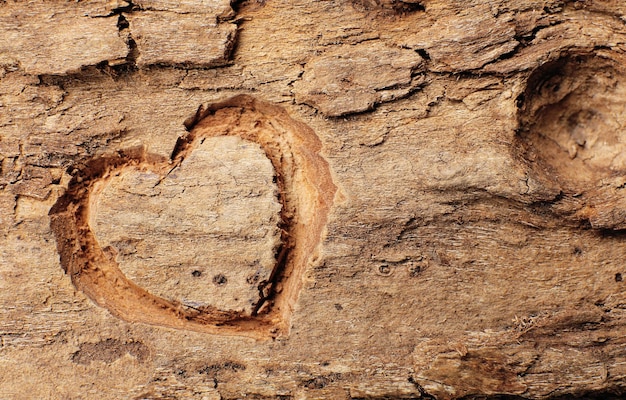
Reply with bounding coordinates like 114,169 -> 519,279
1,0 -> 626,399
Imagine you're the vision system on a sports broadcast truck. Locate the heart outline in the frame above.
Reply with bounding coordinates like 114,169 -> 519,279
50,95 -> 336,339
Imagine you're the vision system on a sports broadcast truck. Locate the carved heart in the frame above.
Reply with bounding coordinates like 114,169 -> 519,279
90,135 -> 282,316
50,95 -> 336,338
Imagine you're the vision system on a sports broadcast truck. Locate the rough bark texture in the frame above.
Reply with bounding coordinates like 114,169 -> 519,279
1,0 -> 626,399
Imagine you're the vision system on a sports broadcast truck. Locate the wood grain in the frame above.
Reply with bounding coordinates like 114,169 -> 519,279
1,0 -> 626,399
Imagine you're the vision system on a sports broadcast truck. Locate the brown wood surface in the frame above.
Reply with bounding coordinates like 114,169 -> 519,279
1,0 -> 626,399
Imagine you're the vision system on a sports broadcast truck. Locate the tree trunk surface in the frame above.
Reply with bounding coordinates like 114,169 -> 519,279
1,1 -> 626,399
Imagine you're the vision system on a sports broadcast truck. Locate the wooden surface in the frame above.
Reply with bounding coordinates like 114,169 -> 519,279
1,0 -> 626,399
90,136 -> 281,315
